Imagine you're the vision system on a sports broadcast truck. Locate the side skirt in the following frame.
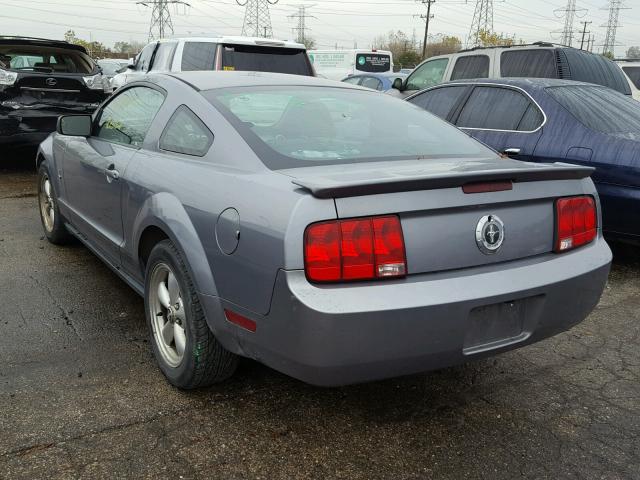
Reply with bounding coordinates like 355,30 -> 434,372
64,222 -> 145,297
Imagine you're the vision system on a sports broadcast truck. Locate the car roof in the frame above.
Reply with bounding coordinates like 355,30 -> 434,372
434,77 -> 602,91
155,36 -> 305,50
164,71 -> 363,91
0,36 -> 87,52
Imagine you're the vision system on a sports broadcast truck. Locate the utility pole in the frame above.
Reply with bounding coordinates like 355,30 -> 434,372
236,0 -> 279,38
601,0 -> 629,57
137,0 -> 190,41
289,4 -> 316,46
418,0 -> 435,59
467,0 -> 494,47
579,20 -> 591,49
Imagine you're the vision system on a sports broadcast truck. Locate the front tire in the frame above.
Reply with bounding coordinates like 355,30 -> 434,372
144,240 -> 238,389
38,162 -> 72,245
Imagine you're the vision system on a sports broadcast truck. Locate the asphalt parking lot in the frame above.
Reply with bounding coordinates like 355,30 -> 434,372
1,159 -> 639,480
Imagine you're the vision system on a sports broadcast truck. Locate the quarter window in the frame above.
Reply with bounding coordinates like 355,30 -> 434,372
181,42 -> 217,71
96,87 -> 165,147
136,43 -> 156,72
408,86 -> 469,120
500,50 -> 557,78
406,58 -> 448,91
159,105 -> 214,157
450,55 -> 490,80
360,76 -> 383,90
622,66 -> 640,89
456,86 -> 543,131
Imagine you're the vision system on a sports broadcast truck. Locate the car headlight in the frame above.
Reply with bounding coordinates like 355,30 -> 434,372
83,73 -> 111,93
0,68 -> 18,86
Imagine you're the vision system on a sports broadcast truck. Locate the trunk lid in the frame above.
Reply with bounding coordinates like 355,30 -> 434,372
282,157 -> 595,274
9,72 -> 104,111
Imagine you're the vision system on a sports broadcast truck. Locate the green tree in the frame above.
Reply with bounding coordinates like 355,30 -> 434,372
627,46 -> 640,59
373,30 -> 422,68
602,51 -> 615,60
477,30 -> 517,47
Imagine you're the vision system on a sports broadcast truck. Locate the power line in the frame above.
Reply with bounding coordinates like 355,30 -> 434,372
552,0 -> 587,47
289,4 -> 316,45
237,0 -> 278,38
467,0 -> 493,47
137,0 -> 191,41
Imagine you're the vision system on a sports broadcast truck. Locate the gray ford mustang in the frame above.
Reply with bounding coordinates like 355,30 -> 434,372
36,71 -> 612,388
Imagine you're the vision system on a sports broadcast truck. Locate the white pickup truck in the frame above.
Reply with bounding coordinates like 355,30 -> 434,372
111,36 -> 312,89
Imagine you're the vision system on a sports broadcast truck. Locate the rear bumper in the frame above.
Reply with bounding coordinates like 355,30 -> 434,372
207,239 -> 611,386
0,105 -> 97,148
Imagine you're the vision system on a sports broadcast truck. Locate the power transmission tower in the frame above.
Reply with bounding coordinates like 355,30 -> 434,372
137,0 -> 190,41
579,20 -> 591,49
467,0 -> 494,47
417,0 -> 435,59
289,4 -> 316,46
601,0 -> 629,57
553,0 -> 586,47
237,0 -> 279,38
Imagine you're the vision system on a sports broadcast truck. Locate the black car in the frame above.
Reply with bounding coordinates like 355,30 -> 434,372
0,36 -> 110,150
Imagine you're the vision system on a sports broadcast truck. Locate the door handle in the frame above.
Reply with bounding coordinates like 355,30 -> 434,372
502,148 -> 521,158
105,164 -> 120,182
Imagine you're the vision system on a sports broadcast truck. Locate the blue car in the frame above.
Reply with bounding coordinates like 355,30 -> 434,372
341,72 -> 407,91
407,78 -> 640,243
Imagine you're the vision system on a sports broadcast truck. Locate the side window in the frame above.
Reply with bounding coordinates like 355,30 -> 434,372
406,58 -> 448,91
159,105 -> 214,157
622,66 -> 640,89
408,86 -> 469,120
500,50 -> 557,78
150,42 -> 176,71
96,87 -> 165,147
181,42 -> 217,71
456,86 -> 542,131
342,76 -> 361,85
136,43 -> 156,72
450,55 -> 490,80
360,76 -> 383,90
562,48 -> 631,95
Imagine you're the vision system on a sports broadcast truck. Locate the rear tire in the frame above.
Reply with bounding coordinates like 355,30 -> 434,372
37,162 -> 72,245
144,239 -> 238,389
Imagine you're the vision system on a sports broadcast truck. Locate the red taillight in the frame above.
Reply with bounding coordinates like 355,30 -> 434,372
304,215 -> 407,282
555,196 -> 597,253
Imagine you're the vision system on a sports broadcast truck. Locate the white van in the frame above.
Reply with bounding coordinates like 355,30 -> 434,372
617,60 -> 640,101
308,49 -> 393,80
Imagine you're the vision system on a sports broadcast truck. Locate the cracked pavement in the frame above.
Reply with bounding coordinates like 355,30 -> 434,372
1,165 -> 639,479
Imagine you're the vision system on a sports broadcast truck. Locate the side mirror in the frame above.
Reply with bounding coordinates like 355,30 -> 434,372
57,115 -> 92,137
392,77 -> 404,91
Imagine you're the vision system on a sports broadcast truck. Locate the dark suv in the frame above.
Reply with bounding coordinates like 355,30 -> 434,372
0,36 -> 110,150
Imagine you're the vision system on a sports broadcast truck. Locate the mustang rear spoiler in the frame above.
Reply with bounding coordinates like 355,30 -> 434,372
292,163 -> 595,199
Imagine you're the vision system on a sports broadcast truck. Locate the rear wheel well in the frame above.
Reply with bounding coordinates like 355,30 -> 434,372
138,226 -> 170,274
36,153 -> 45,168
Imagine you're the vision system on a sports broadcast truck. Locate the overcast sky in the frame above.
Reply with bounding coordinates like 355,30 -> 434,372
0,0 -> 638,57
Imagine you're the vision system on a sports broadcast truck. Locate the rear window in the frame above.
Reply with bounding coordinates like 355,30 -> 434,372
205,86 -> 491,169
561,49 -> 631,95
0,44 -> 94,74
450,55 -> 489,80
355,53 -> 391,73
181,42 -> 217,71
221,45 -> 312,76
622,66 -> 640,89
500,50 -> 557,78
547,85 -> 640,138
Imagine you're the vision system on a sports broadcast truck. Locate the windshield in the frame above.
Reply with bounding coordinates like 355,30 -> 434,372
0,45 -> 94,73
221,45 -> 312,76
546,85 -> 640,139
205,86 -> 492,169
98,61 -> 122,76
